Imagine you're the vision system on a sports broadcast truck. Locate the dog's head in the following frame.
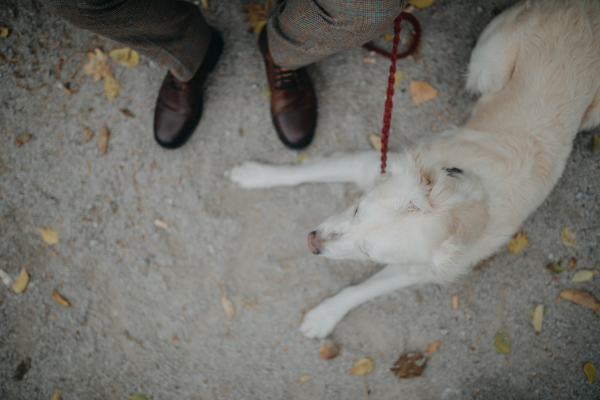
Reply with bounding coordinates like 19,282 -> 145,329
308,152 -> 487,268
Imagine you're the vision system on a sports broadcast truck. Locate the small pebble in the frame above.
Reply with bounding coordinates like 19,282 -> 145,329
575,192 -> 583,199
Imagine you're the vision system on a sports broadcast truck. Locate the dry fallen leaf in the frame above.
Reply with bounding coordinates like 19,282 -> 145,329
348,358 -> 374,375
298,151 -> 310,163
109,47 -> 140,67
545,262 -> 566,274
98,124 -> 110,155
428,341 -> 441,356
530,305 -> 548,318
262,87 -> 271,98
571,270 -> 597,283
200,0 -> 209,8
12,268 -> 30,294
559,289 -> 600,312
584,362 -> 596,385
103,73 -> 120,100
319,343 -> 341,360
120,108 -> 135,118
15,133 -> 32,147
39,227 -> 60,245
409,80 -> 437,107
82,48 -> 109,83
591,135 -> 600,155
452,295 -> 459,310
296,375 -> 310,382
561,225 -> 577,247
393,70 -> 403,88
0,269 -> 13,287
221,292 -> 236,335
154,219 -> 168,229
51,389 -> 60,400
507,231 -> 528,253
83,127 -> 93,141
362,57 -> 376,64
391,352 -> 427,378
567,257 -> 578,270
53,289 -> 71,306
369,133 -> 382,150
0,27 -> 9,37
493,328 -> 510,354
128,395 -> 148,400
408,0 -> 436,8
244,3 -> 269,34
385,33 -> 392,41
532,304 -> 544,333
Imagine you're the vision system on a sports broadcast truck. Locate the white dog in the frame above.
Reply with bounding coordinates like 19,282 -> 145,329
230,0 -> 600,338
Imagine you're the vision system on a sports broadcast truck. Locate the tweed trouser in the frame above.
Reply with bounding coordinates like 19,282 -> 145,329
41,0 -> 407,80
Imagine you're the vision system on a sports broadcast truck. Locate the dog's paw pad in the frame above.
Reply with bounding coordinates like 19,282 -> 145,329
299,304 -> 342,339
229,162 -> 273,188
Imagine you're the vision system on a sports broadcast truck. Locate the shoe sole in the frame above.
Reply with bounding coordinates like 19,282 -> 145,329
155,28 -> 225,150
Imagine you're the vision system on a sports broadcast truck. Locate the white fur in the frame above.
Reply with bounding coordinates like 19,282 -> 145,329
230,0 -> 600,339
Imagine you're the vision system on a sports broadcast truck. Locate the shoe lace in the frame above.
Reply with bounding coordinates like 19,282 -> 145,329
273,66 -> 300,90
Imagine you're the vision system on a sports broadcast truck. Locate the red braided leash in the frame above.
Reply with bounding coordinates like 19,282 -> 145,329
362,12 -> 421,174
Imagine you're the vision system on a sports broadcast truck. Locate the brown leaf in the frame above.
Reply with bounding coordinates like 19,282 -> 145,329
567,257 -> 577,270
239,299 -> 257,307
409,81 -> 437,107
362,57 -> 376,64
51,389 -> 60,400
319,343 -> 341,360
452,295 -> 459,310
559,289 -> 600,312
83,127 -> 93,141
120,108 -> 135,118
296,375 -> 310,382
12,268 -> 29,294
391,352 -> 427,378
348,358 -> 374,375
82,48 -> 109,83
427,341 -> 441,356
244,3 -> 268,34
98,124 -> 110,155
53,289 -> 71,306
507,231 -> 528,253
15,133 -> 32,147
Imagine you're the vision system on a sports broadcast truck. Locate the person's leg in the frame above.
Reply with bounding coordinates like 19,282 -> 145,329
40,0 -> 223,148
268,0 -> 407,69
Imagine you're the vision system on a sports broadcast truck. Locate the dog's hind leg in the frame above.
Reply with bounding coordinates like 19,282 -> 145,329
300,264 -> 428,338
465,1 -> 527,96
229,152 -> 381,189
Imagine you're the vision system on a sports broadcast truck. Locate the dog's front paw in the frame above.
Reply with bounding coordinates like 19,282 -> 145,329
300,302 -> 344,339
229,162 -> 276,188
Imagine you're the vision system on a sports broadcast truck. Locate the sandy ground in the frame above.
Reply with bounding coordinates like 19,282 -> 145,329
1,0 -> 599,399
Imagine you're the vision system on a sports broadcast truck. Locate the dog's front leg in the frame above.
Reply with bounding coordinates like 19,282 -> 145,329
229,152 -> 381,189
300,264 -> 427,339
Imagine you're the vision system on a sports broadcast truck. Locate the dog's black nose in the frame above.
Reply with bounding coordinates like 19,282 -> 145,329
308,231 -> 320,255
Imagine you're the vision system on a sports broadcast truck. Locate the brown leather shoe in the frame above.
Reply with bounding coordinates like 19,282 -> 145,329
259,29 -> 317,149
154,28 -> 224,149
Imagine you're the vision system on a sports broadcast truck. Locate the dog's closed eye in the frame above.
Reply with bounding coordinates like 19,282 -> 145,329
353,203 -> 359,217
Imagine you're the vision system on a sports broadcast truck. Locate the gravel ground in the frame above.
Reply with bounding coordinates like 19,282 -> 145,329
1,0 -> 599,399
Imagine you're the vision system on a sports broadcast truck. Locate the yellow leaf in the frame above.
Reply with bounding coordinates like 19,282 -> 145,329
561,225 -> 577,247
385,33 -> 392,41
592,135 -> 600,155
0,27 -> 9,37
262,87 -> 271,98
50,389 -> 60,400
532,304 -> 544,333
298,151 -> 310,163
98,124 -> 110,155
409,80 -> 437,107
109,47 -> 139,67
103,73 -> 120,99
200,0 -> 209,9
15,133 -> 32,147
427,341 -> 441,356
369,133 -> 382,151
506,231 -> 528,253
584,363 -> 596,385
128,395 -> 148,400
493,328 -> 510,354
296,374 -> 310,382
393,70 -> 403,88
559,289 -> 600,312
39,227 -> 59,245
348,358 -> 374,375
253,20 -> 267,35
408,0 -> 436,8
12,268 -> 29,294
53,289 -> 71,306
571,270 -> 596,283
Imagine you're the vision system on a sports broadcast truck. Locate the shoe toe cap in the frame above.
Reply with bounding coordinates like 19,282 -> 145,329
273,109 -> 316,149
